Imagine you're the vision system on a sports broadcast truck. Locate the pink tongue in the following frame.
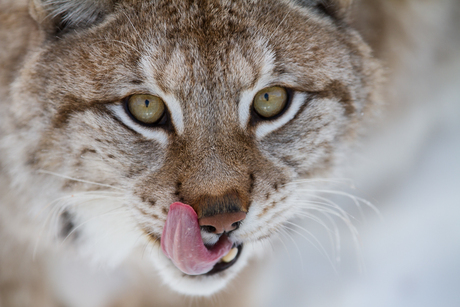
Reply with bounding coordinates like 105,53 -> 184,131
161,202 -> 233,275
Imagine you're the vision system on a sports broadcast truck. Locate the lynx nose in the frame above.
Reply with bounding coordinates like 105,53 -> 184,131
199,212 -> 246,234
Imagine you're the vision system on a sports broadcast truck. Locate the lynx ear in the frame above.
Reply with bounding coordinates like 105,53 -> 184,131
328,0 -> 353,18
296,0 -> 353,21
29,0 -> 115,35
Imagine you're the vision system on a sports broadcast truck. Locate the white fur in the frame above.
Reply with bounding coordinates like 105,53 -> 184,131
139,49 -> 185,135
153,244 -> 250,296
70,197 -> 142,267
42,0 -> 112,26
108,104 -> 169,146
238,41 -> 276,129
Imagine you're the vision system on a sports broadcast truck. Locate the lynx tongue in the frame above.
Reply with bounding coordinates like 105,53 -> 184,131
161,202 -> 233,275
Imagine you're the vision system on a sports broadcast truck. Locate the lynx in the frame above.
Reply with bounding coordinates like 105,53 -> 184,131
2,0 -> 444,305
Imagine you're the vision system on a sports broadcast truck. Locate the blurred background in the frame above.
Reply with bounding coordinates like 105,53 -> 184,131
11,1 -> 458,306
246,1 -> 460,306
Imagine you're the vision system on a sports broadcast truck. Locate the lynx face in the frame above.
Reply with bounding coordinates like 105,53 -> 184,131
1,0 -> 379,295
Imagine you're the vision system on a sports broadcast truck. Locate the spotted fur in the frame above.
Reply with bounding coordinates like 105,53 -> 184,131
0,0 -> 382,304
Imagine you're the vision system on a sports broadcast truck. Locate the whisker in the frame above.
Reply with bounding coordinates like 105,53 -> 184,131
291,208 -> 334,236
279,226 -> 304,269
309,206 -> 363,270
142,230 -> 159,260
35,191 -> 126,218
277,228 -> 299,273
60,206 -> 128,245
294,197 -> 363,262
289,177 -> 356,188
33,190 -> 127,260
291,208 -> 338,257
284,220 -> 330,257
33,203 -> 59,261
296,196 -> 358,221
50,193 -> 127,235
300,189 -> 381,219
292,210 -> 342,262
287,182 -> 374,271
274,229 -> 294,266
37,169 -> 126,191
282,223 -> 337,272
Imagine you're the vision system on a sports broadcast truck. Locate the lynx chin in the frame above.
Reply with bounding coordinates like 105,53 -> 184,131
0,0 -> 383,305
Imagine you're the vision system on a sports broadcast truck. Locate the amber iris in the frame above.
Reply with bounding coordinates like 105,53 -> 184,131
253,86 -> 287,118
127,94 -> 165,124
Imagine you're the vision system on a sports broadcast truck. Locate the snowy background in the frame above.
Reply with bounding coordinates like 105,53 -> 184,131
250,19 -> 460,306
256,111 -> 460,307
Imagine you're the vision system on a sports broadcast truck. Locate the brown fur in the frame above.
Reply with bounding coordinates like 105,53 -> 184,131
0,0 -> 387,305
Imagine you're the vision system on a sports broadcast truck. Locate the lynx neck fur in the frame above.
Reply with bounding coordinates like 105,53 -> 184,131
0,0 -> 457,306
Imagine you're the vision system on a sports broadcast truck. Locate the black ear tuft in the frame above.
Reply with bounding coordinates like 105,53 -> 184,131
294,0 -> 353,21
29,0 -> 116,36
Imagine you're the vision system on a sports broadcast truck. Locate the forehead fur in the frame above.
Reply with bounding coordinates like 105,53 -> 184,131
30,0 -> 366,108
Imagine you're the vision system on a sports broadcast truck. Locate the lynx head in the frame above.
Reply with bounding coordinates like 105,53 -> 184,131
3,0 -> 380,295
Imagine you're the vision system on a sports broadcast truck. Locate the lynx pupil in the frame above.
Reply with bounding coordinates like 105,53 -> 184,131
127,94 -> 165,125
253,86 -> 288,119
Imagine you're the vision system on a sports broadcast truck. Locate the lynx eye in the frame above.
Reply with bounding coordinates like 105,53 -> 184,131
127,94 -> 165,124
253,86 -> 288,118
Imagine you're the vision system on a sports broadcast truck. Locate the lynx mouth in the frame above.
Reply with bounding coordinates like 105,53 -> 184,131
161,202 -> 242,276
204,243 -> 243,275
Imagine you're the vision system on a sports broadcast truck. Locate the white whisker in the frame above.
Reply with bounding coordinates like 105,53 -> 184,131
60,206 -> 128,245
32,189 -> 127,260
274,228 -> 294,266
35,191 -> 126,218
292,210 -> 342,262
285,221 -> 329,255
289,177 -> 356,188
296,195 -> 358,221
282,223 -> 337,273
300,189 -> 381,219
291,185 -> 371,270
37,169 -> 126,191
141,230 -> 159,259
291,209 -> 334,236
279,226 -> 304,271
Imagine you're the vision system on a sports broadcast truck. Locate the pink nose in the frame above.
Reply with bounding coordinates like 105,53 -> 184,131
198,211 -> 246,234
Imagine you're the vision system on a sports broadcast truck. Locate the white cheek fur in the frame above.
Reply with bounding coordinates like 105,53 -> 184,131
139,51 -> 185,135
107,104 -> 169,147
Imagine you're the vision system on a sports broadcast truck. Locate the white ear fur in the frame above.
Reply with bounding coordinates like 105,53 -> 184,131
296,0 -> 354,20
30,0 -> 114,29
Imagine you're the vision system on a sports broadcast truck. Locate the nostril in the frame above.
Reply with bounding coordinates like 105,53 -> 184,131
200,225 -> 217,233
231,221 -> 241,230
198,211 -> 246,235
